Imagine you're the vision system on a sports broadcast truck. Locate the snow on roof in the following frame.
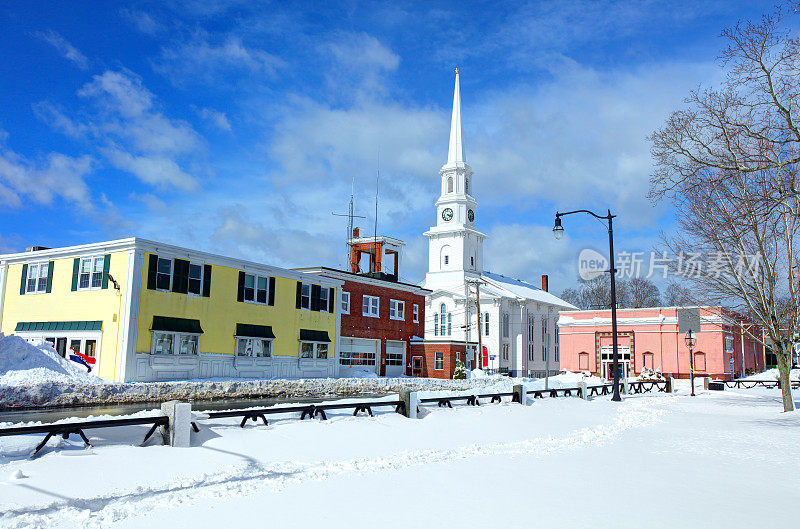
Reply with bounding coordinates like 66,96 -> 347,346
481,271 -> 577,309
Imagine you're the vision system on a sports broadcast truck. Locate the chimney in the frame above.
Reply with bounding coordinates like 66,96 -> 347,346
541,275 -> 549,292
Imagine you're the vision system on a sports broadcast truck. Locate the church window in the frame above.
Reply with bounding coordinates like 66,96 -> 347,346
528,315 -> 536,362
444,255 -> 449,265
502,313 -> 509,338
447,177 -> 453,193
470,256 -> 474,267
485,313 -> 489,336
448,313 -> 452,335
541,318 -> 548,361
555,328 -> 560,362
434,313 -> 439,336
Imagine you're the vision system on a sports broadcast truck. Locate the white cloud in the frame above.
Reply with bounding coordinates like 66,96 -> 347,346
155,36 -> 284,85
103,149 -> 197,191
198,107 -> 232,132
0,142 -> 93,208
120,8 -> 162,35
36,30 -> 89,70
38,69 -> 206,191
326,33 -> 400,72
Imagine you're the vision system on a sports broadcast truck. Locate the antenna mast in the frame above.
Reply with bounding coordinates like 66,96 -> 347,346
332,175 -> 365,270
373,149 -> 380,273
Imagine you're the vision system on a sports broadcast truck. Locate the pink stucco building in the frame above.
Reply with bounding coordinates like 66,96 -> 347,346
558,307 -> 765,379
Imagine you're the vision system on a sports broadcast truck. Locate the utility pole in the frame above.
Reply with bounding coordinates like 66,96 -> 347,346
466,279 -> 485,372
475,281 -> 483,371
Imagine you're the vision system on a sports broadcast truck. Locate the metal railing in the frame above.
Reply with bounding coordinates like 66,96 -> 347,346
0,415 -> 171,455
721,379 -> 800,389
0,380 -> 670,457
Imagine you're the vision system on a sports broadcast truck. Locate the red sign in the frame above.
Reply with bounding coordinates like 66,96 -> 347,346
482,346 -> 488,368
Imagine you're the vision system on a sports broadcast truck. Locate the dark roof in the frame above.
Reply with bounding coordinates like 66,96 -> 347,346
15,321 -> 103,332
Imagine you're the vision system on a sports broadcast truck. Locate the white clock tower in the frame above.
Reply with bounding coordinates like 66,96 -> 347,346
423,69 -> 486,291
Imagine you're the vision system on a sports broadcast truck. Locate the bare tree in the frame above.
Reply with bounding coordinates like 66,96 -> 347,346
560,276 -> 636,310
664,282 -> 693,307
649,5 -> 800,411
628,277 -> 661,308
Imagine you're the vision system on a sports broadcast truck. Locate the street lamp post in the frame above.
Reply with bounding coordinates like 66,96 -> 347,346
553,209 -> 622,402
685,330 -> 697,396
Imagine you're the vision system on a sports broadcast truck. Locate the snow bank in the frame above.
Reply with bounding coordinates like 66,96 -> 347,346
0,333 -> 100,387
742,368 -> 800,381
0,374 -> 534,410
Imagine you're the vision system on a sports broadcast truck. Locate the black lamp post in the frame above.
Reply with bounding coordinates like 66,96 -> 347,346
554,209 -> 622,402
685,330 -> 697,396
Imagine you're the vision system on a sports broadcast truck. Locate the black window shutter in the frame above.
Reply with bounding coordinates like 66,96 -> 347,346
328,287 -> 335,313
296,281 -> 302,308
202,264 -> 212,297
237,271 -> 245,302
71,258 -> 80,291
19,264 -> 28,295
173,259 -> 189,294
311,284 -> 321,311
268,276 -> 276,306
147,254 -> 158,290
101,254 -> 111,289
46,261 -> 54,293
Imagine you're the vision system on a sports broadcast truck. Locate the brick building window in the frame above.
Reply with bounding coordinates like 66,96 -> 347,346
435,352 -> 444,370
413,304 -> 419,323
694,352 -> 706,372
390,300 -> 405,320
363,295 -> 379,317
643,352 -> 654,370
579,352 -> 589,370
341,291 -> 350,314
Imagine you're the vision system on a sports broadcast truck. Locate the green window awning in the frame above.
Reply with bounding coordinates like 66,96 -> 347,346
15,321 -> 103,332
236,323 -> 275,339
299,329 -> 331,343
151,316 -> 203,334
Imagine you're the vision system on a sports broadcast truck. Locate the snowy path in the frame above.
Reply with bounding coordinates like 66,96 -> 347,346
1,385 -> 798,528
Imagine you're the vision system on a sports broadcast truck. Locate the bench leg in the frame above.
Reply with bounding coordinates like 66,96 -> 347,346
191,422 -> 199,433
76,429 -> 92,447
240,416 -> 250,428
315,408 -> 327,421
142,423 -> 160,445
259,414 -> 269,426
34,432 -> 55,455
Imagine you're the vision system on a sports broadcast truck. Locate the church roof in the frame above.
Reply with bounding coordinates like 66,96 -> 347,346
481,271 -> 578,309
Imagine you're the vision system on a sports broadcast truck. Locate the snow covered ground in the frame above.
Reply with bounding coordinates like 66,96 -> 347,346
0,381 -> 797,528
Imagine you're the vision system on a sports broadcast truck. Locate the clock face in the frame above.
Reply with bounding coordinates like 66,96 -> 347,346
468,209 -> 475,222
442,208 -> 454,221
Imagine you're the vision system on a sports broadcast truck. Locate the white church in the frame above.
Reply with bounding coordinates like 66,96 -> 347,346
420,70 -> 577,377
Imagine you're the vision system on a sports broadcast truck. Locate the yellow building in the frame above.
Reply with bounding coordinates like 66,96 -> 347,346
0,238 -> 342,382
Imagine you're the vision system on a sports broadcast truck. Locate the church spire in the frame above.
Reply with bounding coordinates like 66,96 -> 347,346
447,68 -> 464,165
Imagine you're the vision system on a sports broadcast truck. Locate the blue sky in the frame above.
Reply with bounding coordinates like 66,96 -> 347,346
0,0 -> 775,293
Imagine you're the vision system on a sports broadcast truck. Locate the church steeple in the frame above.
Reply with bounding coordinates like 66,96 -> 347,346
422,69 -> 485,287
447,68 -> 464,166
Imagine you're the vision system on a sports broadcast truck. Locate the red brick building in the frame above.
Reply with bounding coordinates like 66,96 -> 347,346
409,339 -> 478,379
297,235 -> 430,377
